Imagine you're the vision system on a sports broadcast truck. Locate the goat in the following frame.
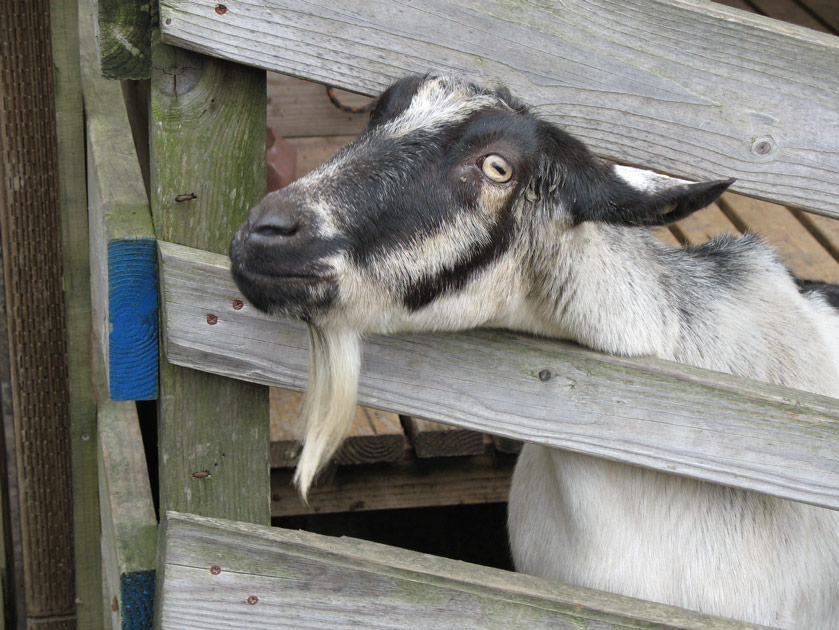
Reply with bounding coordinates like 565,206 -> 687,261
230,75 -> 839,628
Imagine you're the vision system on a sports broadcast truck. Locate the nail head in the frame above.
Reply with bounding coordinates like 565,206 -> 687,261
538,369 -> 552,382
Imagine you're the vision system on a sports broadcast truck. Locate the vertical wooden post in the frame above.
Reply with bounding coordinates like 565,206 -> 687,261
149,30 -> 270,524
53,1 -> 106,627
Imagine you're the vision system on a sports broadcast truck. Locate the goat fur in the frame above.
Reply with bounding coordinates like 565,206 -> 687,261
230,75 -> 839,627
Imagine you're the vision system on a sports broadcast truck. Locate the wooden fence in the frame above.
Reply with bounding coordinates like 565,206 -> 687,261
71,0 -> 839,629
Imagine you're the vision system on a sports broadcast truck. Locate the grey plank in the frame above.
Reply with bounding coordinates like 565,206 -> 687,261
158,241 -> 839,510
155,511 -> 766,629
159,0 -> 839,218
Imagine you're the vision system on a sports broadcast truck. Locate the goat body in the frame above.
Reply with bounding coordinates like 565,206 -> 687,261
230,75 -> 839,627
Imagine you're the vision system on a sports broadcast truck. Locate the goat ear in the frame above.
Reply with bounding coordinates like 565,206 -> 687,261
602,165 -> 735,227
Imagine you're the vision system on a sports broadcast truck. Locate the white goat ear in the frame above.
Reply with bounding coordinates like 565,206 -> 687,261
610,165 -> 735,226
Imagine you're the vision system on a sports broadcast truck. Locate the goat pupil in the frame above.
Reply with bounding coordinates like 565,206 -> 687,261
492,162 -> 506,175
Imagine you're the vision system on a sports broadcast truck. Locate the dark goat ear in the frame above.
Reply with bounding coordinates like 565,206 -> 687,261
573,164 -> 735,226
621,176 -> 736,226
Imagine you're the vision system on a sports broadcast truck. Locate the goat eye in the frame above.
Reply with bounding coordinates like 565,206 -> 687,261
481,155 -> 513,183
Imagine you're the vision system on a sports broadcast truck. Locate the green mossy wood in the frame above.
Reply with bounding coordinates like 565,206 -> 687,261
95,0 -> 151,79
149,30 -> 270,524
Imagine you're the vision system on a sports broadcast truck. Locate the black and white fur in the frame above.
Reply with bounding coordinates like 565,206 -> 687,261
230,76 -> 839,628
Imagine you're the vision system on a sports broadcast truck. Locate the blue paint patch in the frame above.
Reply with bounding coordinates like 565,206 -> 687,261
121,569 -> 155,630
108,238 -> 158,400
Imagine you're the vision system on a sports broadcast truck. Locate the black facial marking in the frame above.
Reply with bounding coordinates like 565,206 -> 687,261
402,208 -> 516,311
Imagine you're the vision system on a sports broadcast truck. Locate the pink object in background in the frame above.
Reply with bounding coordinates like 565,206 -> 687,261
267,127 -> 296,192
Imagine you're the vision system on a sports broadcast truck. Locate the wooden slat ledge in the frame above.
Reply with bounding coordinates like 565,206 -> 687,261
159,241 -> 839,510
156,510 -> 768,629
159,0 -> 839,218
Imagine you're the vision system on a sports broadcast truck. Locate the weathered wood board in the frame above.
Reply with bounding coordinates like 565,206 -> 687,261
81,0 -> 158,401
271,455 -> 512,516
160,0 -> 839,219
402,416 -> 485,459
94,0 -> 151,79
149,29 -> 271,524
98,397 -> 157,630
158,241 -> 839,510
155,511 -> 768,629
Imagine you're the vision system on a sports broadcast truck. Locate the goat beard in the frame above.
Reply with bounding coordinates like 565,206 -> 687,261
293,324 -> 362,499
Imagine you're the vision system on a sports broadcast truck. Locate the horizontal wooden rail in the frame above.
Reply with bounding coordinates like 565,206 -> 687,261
159,241 -> 839,510
156,511 -> 767,629
159,0 -> 839,219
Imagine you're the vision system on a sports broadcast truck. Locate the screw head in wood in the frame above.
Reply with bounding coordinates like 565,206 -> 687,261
206,314 -> 218,325
247,595 -> 259,605
215,4 -> 227,14
210,565 -> 221,575
538,369 -> 552,382
232,299 -> 244,310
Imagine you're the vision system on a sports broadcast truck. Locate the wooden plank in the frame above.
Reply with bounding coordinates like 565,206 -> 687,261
792,210 -> 839,264
55,1 -> 105,627
268,74 -> 369,138
492,435 -> 523,455
94,0 -> 151,79
158,241 -> 839,510
270,388 -> 405,467
149,29 -> 271,524
719,193 -> 839,282
155,511 -> 766,629
81,0 -> 158,401
98,397 -> 157,630
800,0 -> 839,33
272,454 -> 512,516
744,0 -> 831,31
287,135 -> 355,178
402,416 -> 485,458
159,0 -> 839,219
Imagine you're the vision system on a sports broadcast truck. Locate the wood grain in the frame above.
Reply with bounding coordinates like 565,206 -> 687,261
81,0 -> 158,400
402,416 -> 485,458
98,397 -> 157,630
158,241 -> 839,510
155,511 -> 767,629
149,29 -> 271,524
268,73 -> 369,138
719,193 -> 839,282
56,0 -> 104,626
160,0 -> 839,218
271,454 -> 512,516
94,0 -> 151,79
270,388 -> 405,467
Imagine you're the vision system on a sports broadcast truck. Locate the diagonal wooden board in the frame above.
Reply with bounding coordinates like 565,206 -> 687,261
158,240 -> 839,510
155,510 -> 770,629
160,0 -> 839,219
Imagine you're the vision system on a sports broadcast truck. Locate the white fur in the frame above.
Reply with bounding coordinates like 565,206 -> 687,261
264,78 -> 839,627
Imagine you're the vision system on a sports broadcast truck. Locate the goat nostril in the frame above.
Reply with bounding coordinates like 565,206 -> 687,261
253,214 -> 299,238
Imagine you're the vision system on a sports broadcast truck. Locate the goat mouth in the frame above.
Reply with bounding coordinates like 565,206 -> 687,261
230,265 -> 338,317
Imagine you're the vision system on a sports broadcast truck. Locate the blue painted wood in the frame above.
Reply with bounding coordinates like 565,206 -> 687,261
121,569 -> 155,630
108,238 -> 158,400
